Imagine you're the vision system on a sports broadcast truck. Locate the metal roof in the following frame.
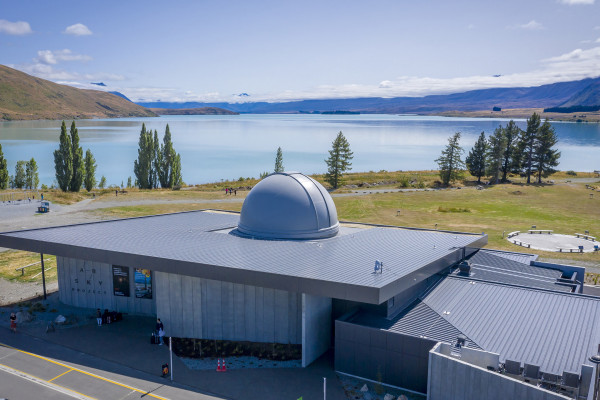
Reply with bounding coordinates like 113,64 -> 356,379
475,248 -> 538,265
423,276 -> 600,375
0,210 -> 486,304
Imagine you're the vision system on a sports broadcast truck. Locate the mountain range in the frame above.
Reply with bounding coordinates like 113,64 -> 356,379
139,77 -> 600,114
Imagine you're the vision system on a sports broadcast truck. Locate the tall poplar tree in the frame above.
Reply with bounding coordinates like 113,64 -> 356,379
84,149 -> 97,192
172,153 -> 183,187
466,132 -> 487,183
518,112 -> 541,184
0,143 -> 8,190
151,130 -> 160,189
435,132 -> 465,186
274,147 -> 284,173
54,120 -> 73,192
133,123 -> 152,189
325,131 -> 353,189
158,125 -> 174,188
69,121 -> 84,192
14,161 -> 27,188
533,120 -> 561,183
25,158 -> 39,189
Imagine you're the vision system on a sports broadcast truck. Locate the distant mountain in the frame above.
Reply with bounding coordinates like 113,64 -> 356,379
150,107 -> 239,115
138,77 -> 600,114
0,65 -> 156,120
559,79 -> 600,107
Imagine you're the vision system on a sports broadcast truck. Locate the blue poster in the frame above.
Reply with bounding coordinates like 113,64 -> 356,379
135,268 -> 152,299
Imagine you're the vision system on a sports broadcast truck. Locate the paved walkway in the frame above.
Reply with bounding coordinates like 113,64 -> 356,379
8,312 -> 347,400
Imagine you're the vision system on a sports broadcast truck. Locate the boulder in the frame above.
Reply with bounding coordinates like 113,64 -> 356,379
55,314 -> 66,324
360,384 -> 369,392
384,394 -> 395,400
16,311 -> 33,323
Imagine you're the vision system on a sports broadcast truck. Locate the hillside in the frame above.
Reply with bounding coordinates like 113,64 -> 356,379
0,65 -> 157,120
138,77 -> 600,114
150,107 -> 239,115
559,79 -> 600,107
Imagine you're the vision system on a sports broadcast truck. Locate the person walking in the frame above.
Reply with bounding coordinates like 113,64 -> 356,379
9,312 -> 17,333
96,309 -> 102,326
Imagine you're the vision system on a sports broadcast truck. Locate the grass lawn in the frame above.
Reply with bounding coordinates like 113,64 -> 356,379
0,251 -> 57,283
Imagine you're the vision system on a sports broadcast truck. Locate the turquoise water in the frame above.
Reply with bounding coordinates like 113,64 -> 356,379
0,114 -> 598,186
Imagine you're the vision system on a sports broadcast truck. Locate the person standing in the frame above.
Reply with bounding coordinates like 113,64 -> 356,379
96,309 -> 102,326
10,312 -> 17,333
158,326 -> 165,345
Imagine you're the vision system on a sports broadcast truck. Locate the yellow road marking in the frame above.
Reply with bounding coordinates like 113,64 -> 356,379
0,362 -> 96,399
0,342 -> 169,400
48,367 -> 73,382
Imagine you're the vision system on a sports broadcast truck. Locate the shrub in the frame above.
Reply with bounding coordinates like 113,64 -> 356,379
566,170 -> 577,176
438,206 -> 470,213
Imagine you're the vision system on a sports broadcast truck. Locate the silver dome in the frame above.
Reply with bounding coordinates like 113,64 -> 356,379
236,172 -> 339,240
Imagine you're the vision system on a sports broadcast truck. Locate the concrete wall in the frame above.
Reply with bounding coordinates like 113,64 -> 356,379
302,294 -> 332,367
155,271 -> 302,344
57,256 -> 156,315
427,343 -> 572,400
335,319 -> 435,394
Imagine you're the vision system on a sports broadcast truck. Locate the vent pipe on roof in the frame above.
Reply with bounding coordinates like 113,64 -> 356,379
458,260 -> 471,276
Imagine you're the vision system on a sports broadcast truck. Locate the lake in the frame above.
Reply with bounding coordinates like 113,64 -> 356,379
0,114 -> 599,186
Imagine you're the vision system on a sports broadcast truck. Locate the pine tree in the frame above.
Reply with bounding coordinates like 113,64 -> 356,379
69,121 -> 84,192
324,131 -> 353,189
533,120 -> 561,183
435,132 -> 465,186
84,149 -> 97,192
466,132 -> 487,183
14,161 -> 27,188
0,143 -> 8,190
133,124 -> 152,189
25,158 -> 39,189
518,113 -> 541,184
274,147 -> 284,173
500,120 -> 521,182
54,121 -> 73,192
486,127 -> 506,185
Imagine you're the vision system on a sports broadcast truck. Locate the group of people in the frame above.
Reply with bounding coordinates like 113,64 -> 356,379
224,188 -> 237,196
155,318 -> 165,345
96,308 -> 121,326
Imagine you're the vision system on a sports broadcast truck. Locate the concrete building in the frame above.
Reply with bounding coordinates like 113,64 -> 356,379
0,171 -> 598,399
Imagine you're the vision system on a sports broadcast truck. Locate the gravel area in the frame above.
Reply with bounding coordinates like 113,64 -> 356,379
180,355 -> 301,370
508,233 -> 600,253
0,278 -> 58,306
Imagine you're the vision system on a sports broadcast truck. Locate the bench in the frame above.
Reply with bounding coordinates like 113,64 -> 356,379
15,258 -> 51,276
513,240 -> 531,248
557,247 -> 583,253
528,229 -> 553,234
507,231 -> 520,238
574,233 -> 596,241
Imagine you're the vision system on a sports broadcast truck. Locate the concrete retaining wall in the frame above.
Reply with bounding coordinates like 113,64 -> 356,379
155,271 -> 303,344
57,256 -> 155,315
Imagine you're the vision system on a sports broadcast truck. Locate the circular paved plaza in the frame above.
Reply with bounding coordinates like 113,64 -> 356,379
507,232 -> 600,253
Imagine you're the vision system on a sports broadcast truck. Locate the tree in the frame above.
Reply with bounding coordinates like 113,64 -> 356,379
14,161 -> 26,188
486,127 -> 506,185
274,147 -> 284,173
171,153 -> 183,187
324,131 -> 353,189
54,121 -> 73,191
435,132 -> 465,186
466,132 -> 487,183
25,158 -> 39,189
518,112 -> 541,184
0,143 -> 8,190
127,176 -> 132,188
500,120 -> 521,182
151,130 -> 160,189
158,125 -> 174,188
84,149 -> 97,192
533,120 -> 561,183
133,123 -> 153,189
69,121 -> 84,192
99,175 -> 107,189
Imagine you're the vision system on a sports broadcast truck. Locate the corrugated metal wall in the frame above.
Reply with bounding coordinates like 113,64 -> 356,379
155,271 -> 302,344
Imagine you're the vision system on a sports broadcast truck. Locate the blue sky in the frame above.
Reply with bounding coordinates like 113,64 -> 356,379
1,0 -> 599,102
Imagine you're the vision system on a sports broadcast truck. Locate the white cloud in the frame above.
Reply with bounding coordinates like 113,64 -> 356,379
558,0 -> 594,4
378,80 -> 393,89
36,49 -> 92,65
0,19 -> 32,35
14,63 -> 124,82
517,20 -> 544,30
64,23 -> 92,36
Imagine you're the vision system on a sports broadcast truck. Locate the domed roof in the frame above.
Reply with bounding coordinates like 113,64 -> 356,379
236,172 -> 339,240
